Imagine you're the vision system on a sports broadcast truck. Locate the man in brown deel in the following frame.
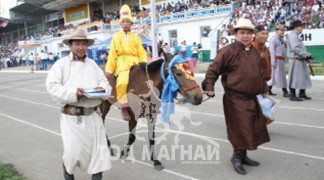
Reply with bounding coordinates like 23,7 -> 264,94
252,24 -> 273,125
202,19 -> 270,175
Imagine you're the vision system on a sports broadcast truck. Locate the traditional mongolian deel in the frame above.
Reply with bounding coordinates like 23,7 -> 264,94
252,40 -> 271,82
287,30 -> 312,89
202,41 -> 270,150
46,53 -> 111,175
268,34 -> 288,88
105,30 -> 148,104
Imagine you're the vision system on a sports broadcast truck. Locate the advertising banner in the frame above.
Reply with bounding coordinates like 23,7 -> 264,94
65,4 -> 89,23
218,29 -> 324,49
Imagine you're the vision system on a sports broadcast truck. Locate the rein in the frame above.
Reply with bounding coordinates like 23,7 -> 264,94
201,91 -> 211,102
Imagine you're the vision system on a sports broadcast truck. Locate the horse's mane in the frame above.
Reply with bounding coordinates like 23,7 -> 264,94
139,59 -> 164,73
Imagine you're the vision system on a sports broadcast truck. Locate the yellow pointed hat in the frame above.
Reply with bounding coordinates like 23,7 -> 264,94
120,5 -> 133,22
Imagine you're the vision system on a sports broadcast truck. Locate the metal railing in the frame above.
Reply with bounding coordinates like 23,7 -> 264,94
16,4 -> 233,45
102,5 -> 232,31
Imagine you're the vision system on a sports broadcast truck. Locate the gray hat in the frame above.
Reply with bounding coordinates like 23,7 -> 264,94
275,24 -> 285,31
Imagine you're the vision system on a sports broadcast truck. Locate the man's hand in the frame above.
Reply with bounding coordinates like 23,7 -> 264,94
262,92 -> 269,97
95,87 -> 105,92
105,72 -> 113,79
206,91 -> 215,98
201,80 -> 215,98
307,52 -> 312,57
77,88 -> 85,99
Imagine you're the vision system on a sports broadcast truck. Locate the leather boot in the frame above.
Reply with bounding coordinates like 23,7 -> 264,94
92,172 -> 103,180
231,150 -> 246,175
121,107 -> 131,121
242,150 -> 260,166
63,164 -> 74,180
282,88 -> 290,98
269,86 -> 277,96
289,88 -> 302,101
299,89 -> 312,100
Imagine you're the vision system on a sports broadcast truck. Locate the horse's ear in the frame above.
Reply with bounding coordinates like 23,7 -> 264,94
161,49 -> 167,59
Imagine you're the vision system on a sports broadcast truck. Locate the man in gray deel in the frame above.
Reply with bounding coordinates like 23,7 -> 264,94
287,20 -> 313,101
267,24 -> 290,97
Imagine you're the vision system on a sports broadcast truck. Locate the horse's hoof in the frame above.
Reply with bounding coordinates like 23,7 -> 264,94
154,164 -> 164,171
120,150 -> 128,159
153,160 -> 164,170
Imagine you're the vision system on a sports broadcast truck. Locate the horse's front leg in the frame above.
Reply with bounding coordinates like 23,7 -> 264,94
99,100 -> 116,156
147,115 -> 164,170
121,111 -> 137,159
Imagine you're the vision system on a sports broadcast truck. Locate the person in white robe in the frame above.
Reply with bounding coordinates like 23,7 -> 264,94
46,29 -> 111,180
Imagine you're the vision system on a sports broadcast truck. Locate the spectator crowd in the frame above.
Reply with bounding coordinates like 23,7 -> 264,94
1,0 -> 324,70
0,45 -> 59,70
221,0 -> 324,36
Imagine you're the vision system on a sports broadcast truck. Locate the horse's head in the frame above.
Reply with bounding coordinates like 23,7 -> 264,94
163,52 -> 203,105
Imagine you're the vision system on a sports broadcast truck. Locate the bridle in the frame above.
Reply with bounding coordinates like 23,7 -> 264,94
161,60 -> 200,95
145,58 -> 210,104
178,83 -> 200,95
145,58 -> 200,99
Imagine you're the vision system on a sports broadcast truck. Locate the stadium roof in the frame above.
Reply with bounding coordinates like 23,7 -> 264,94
19,0 -> 101,11
11,2 -> 56,15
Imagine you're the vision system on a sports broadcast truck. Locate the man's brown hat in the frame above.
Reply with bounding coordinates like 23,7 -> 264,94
62,29 -> 94,46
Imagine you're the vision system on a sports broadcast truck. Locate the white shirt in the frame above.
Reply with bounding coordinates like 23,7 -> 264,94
220,27 -> 228,36
312,4 -> 320,12
39,52 -> 48,60
181,44 -> 187,51
29,55 -> 35,61
170,47 -> 176,55
191,46 -> 198,54
242,2 -> 246,11
163,45 -> 171,53
48,54 -> 54,61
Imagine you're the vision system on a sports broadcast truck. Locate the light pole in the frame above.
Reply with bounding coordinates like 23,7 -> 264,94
150,0 -> 158,60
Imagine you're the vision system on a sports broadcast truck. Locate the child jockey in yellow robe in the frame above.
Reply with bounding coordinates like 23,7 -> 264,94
105,5 -> 148,121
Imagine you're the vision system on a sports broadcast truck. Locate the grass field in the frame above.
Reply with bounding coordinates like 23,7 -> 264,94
306,63 -> 324,75
0,163 -> 28,180
198,63 -> 324,76
285,63 -> 324,75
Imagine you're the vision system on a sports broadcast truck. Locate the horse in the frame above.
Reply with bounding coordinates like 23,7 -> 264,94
100,52 -> 203,170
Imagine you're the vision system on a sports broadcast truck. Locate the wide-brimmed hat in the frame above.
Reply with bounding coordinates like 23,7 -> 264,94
62,29 -> 94,46
291,20 -> 302,28
232,18 -> 256,33
120,4 -> 133,22
275,24 -> 285,31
